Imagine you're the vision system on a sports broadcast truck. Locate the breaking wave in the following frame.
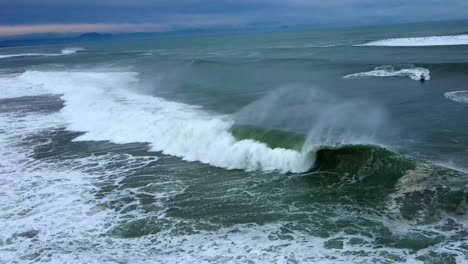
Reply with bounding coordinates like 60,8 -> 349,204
344,65 -> 430,81
359,34 -> 468,47
2,71 -> 314,173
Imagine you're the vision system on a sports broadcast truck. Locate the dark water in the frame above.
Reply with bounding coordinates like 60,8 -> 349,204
0,21 -> 467,263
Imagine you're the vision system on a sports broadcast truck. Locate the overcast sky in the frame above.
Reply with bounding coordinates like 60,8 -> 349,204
1,0 -> 467,37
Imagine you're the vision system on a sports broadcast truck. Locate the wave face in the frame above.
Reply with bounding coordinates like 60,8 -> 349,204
445,90 -> 468,103
344,65 -> 430,81
360,34 -> 468,46
6,71 -> 313,173
0,47 -> 84,59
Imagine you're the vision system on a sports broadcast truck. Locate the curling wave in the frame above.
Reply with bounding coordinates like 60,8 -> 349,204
344,65 -> 430,81
359,34 -> 468,47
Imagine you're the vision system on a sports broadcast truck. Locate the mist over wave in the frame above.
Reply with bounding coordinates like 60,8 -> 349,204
360,34 -> 468,46
344,65 -> 430,81
234,86 -> 388,149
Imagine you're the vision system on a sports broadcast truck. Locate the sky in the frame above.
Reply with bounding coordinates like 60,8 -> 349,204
1,0 -> 468,37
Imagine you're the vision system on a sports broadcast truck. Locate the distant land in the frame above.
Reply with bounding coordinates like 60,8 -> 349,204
0,32 -> 109,48
0,27 -> 272,48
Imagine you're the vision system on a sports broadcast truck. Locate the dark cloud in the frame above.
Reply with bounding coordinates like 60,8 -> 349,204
0,0 -> 467,36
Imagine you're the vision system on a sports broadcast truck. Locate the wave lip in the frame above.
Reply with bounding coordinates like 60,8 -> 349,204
344,65 -> 430,81
445,90 -> 468,103
359,34 -> 468,47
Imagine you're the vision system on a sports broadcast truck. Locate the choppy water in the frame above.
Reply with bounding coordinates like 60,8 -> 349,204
1,20 -> 468,263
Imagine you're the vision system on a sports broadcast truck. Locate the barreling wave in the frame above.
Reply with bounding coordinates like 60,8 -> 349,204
344,65 -> 430,81
445,90 -> 468,103
232,125 -> 412,177
0,47 -> 84,59
3,71 -> 314,173
359,34 -> 468,47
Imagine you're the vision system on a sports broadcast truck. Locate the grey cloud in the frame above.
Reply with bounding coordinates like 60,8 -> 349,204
0,0 -> 467,36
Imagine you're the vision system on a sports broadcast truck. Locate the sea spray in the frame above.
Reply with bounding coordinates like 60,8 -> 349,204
235,86 -> 388,154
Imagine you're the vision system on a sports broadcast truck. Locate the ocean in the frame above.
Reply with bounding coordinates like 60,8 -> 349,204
1,20 -> 468,263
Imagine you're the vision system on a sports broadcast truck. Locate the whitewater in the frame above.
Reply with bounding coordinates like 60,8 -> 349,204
360,34 -> 468,46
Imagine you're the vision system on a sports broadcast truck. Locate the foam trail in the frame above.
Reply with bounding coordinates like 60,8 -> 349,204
5,71 -> 313,173
445,90 -> 468,103
359,34 -> 468,46
0,47 -> 84,59
344,65 -> 430,81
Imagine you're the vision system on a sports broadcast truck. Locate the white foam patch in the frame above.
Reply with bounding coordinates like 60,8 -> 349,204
0,73 -> 49,99
0,47 -> 84,59
2,71 -> 313,173
344,65 -> 430,81
359,34 -> 468,47
445,90 -> 468,104
0,109 -> 163,263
